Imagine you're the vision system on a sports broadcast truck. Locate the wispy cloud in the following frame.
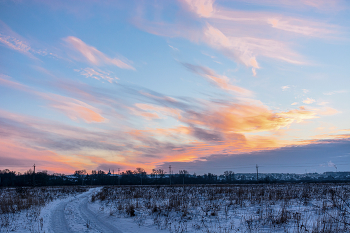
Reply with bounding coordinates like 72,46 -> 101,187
44,94 -> 106,123
267,18 -> 338,37
168,45 -> 179,51
237,0 -> 347,11
282,85 -> 290,90
303,98 -> 316,104
0,33 -> 31,54
134,1 -> 329,76
0,20 -> 35,58
75,67 -> 118,84
183,102 -> 317,135
182,62 -> 252,95
64,36 -> 135,70
182,0 -> 215,17
135,103 -> 181,119
0,74 -> 106,123
203,24 -> 304,67
0,78 -> 326,173
0,20 -> 61,59
318,107 -> 340,116
323,90 -> 347,95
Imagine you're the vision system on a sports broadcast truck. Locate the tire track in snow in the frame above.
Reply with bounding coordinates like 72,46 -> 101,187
49,199 -> 72,233
48,187 -> 122,233
48,193 -> 79,233
78,195 -> 122,233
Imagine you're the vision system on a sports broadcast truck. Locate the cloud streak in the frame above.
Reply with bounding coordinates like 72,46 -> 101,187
182,63 -> 252,95
0,75 -> 106,123
0,20 -> 34,58
75,67 -> 118,84
64,36 -> 135,70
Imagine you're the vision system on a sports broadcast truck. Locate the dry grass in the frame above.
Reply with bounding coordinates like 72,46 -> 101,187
92,183 -> 350,232
0,186 -> 88,231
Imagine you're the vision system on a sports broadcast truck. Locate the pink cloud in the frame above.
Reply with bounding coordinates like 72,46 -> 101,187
0,20 -> 35,58
129,103 -> 182,121
318,107 -> 340,116
134,1 -> 319,76
267,18 -> 337,37
0,20 -> 59,59
128,107 -> 161,120
182,63 -> 253,95
203,24 -> 303,73
135,103 -> 182,119
0,74 -> 106,123
38,93 -> 107,123
183,1 -> 338,38
64,36 -> 135,70
182,0 -> 215,17
75,67 -> 118,84
225,0 -> 346,12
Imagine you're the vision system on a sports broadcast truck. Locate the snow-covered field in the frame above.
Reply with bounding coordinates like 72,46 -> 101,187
0,184 -> 349,232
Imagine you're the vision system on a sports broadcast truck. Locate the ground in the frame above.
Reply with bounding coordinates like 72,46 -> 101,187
0,184 -> 349,232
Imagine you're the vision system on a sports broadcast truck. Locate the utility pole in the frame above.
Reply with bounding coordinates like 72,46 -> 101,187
33,164 -> 36,187
118,168 -> 120,185
256,164 -> 259,183
113,169 -> 114,186
169,166 -> 171,185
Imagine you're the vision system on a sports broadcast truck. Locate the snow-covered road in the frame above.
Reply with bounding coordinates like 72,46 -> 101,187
42,187 -> 122,233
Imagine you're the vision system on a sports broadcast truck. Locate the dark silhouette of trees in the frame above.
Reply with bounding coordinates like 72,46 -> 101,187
1,167 -> 350,187
224,171 -> 235,183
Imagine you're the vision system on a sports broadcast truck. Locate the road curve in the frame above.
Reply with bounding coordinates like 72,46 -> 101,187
48,187 -> 122,233
78,192 -> 123,233
49,195 -> 73,233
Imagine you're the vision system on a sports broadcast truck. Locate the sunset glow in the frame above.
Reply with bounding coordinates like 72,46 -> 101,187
0,0 -> 349,174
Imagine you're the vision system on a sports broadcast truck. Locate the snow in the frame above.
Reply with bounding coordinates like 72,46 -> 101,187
0,184 -> 349,232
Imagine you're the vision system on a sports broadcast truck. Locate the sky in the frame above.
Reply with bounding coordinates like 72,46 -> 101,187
0,0 -> 350,175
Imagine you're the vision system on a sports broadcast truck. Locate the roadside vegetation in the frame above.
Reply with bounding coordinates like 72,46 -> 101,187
0,186 -> 88,232
92,183 -> 350,232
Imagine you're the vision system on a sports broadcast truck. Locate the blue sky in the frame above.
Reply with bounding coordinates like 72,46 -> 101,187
0,0 -> 350,174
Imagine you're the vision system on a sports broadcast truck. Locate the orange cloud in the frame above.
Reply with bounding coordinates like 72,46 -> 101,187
64,36 -> 135,70
302,98 -> 316,104
0,138 -> 78,174
185,103 -> 317,134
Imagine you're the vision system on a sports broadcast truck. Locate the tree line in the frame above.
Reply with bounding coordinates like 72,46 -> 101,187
0,168 -> 349,187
